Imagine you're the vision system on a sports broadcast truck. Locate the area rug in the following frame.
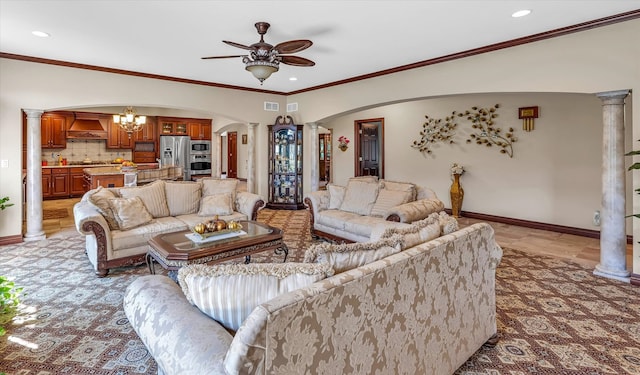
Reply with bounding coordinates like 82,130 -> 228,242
1,210 -> 639,374
42,208 -> 69,220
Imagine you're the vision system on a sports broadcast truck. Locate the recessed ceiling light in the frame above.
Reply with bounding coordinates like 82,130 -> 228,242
289,77 -> 298,81
512,9 -> 531,18
32,31 -> 50,37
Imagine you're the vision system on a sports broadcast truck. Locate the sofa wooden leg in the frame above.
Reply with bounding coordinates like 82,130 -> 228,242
483,333 -> 499,348
95,269 -> 108,278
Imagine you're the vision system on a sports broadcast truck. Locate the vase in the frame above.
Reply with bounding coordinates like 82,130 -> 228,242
450,173 -> 464,218
338,144 -> 348,152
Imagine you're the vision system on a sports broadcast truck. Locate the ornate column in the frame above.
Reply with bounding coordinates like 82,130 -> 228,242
307,122 -> 319,192
247,123 -> 258,194
595,90 -> 630,282
213,132 -> 222,178
23,109 -> 46,242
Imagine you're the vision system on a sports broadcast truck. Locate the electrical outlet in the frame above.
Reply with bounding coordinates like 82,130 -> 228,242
0,159 -> 8,168
593,210 -> 601,226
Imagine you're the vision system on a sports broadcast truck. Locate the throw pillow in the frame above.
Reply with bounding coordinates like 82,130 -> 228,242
119,180 -> 170,218
438,211 -> 460,234
303,234 -> 403,273
164,181 -> 202,216
376,218 -> 442,249
108,196 -> 153,230
87,186 -> 120,230
198,193 -> 234,216
370,188 -> 414,218
327,184 -> 346,210
339,179 -> 380,216
201,178 -> 238,210
178,262 -> 334,331
380,180 -> 417,202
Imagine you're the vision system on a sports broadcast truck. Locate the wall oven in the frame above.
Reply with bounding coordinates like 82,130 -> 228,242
190,140 -> 211,154
190,154 -> 212,177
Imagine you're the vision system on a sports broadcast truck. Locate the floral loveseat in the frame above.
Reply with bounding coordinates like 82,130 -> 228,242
304,177 -> 445,243
73,178 -> 264,277
123,216 -> 502,375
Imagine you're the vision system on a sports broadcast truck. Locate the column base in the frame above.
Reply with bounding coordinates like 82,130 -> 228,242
594,263 -> 630,283
23,231 -> 46,242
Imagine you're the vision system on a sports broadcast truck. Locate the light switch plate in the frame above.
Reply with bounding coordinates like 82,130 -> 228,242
0,159 -> 8,168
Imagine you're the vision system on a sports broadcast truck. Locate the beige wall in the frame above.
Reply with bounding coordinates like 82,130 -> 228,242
1,19 -> 638,275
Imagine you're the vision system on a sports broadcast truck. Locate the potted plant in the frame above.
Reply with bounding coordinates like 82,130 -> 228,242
0,196 -> 13,211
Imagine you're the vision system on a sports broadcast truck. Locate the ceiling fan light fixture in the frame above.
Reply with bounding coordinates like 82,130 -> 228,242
245,61 -> 279,84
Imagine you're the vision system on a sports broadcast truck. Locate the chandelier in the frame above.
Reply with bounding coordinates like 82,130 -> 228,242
113,106 -> 146,137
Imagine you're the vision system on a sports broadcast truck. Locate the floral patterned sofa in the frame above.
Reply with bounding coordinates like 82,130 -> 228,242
123,221 -> 502,375
304,177 -> 445,243
73,178 -> 264,277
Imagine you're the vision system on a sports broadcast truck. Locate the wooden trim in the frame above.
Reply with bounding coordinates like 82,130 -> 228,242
287,10 -> 640,95
0,234 -> 23,246
450,209 -> 633,244
2,11 -> 638,96
0,52 -> 286,96
631,273 -> 640,286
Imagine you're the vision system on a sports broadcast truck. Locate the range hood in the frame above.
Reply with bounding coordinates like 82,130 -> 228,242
66,112 -> 108,139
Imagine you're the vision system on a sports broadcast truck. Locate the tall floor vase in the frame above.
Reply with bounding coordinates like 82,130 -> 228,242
450,173 -> 464,218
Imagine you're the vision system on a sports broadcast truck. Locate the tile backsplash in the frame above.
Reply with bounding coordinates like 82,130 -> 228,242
42,139 -> 132,163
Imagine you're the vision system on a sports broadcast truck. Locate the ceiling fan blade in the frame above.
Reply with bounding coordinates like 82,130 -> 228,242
223,40 -> 254,50
274,40 -> 313,54
201,55 -> 245,60
280,55 -> 315,67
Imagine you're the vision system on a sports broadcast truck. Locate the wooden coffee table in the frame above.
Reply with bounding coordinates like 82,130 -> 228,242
146,220 -> 288,276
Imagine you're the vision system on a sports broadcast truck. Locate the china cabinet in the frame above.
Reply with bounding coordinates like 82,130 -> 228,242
267,116 -> 304,209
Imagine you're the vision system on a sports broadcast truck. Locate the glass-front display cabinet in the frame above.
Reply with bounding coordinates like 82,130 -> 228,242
267,116 -> 304,209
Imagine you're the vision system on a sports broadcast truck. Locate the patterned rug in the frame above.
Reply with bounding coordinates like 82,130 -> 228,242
1,209 -> 638,374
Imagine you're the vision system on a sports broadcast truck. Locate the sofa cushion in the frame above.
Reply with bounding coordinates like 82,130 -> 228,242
108,196 -> 154,231
111,216 -> 188,251
165,181 -> 202,216
87,186 -> 120,230
119,180 -> 170,218
370,211 -> 459,248
343,215 -> 396,238
381,180 -> 417,202
303,234 -> 403,273
327,184 -> 345,210
370,188 -> 413,218
198,193 -> 234,216
340,179 -> 380,216
201,178 -> 238,210
178,263 -> 334,331
316,209 -> 361,230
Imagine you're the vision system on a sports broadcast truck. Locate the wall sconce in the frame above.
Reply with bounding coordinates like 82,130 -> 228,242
518,106 -> 539,132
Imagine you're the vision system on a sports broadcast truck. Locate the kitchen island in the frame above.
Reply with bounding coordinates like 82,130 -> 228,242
83,165 -> 184,190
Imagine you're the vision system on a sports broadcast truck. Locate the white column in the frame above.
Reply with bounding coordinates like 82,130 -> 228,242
23,109 -> 46,241
213,132 -> 222,178
307,122 -> 319,192
247,123 -> 258,194
595,90 -> 630,282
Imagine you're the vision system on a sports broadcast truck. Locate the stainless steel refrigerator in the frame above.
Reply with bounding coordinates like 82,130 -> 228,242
160,135 -> 190,180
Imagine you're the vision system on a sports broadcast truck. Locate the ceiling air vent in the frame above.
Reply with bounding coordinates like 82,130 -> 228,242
264,102 -> 279,111
287,103 -> 298,113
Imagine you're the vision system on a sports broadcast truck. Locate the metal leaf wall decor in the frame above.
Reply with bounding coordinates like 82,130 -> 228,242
412,104 -> 517,158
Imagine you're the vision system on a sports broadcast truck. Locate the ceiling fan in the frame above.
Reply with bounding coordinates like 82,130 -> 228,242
202,22 -> 315,84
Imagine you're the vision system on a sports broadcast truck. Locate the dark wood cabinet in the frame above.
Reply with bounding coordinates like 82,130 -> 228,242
159,118 -> 188,136
70,167 -> 87,197
267,116 -> 304,210
189,121 -> 212,140
107,119 -> 134,149
41,113 -> 67,149
42,168 -> 69,199
132,117 -> 158,163
84,172 -> 124,190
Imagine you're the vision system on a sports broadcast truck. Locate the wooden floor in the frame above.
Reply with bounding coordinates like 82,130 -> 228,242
35,198 -> 633,272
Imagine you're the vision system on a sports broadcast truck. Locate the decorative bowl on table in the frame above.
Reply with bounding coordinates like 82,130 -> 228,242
191,221 -> 242,240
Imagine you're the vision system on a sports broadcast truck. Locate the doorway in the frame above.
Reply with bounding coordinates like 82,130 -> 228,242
227,131 -> 237,178
354,118 -> 384,178
319,128 -> 332,188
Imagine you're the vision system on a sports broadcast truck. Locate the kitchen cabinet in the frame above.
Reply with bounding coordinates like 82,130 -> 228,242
42,168 -> 69,199
189,121 -> 212,140
84,172 -> 124,190
107,119 -> 134,149
41,113 -> 67,149
159,118 -> 188,135
70,167 -> 87,197
267,116 -> 304,210
133,116 -> 157,142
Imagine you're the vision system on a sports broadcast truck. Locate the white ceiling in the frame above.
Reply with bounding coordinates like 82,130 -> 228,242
1,1 -> 639,93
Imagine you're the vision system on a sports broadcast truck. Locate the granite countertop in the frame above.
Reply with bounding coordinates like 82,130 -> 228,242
83,165 -> 184,183
42,162 -> 158,169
